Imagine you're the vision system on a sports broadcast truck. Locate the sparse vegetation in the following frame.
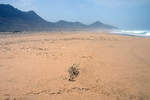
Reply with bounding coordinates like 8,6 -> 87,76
68,64 -> 80,81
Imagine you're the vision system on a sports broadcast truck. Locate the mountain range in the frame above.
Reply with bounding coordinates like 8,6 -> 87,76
0,4 -> 117,32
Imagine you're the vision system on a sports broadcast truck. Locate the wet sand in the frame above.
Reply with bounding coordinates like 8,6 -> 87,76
0,31 -> 150,100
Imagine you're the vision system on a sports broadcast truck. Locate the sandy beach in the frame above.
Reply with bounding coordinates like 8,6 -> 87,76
0,31 -> 150,100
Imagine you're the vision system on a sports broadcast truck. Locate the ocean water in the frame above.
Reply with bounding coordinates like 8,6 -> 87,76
111,30 -> 150,37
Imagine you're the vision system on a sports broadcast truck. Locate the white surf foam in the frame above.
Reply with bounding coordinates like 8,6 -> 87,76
111,30 -> 150,37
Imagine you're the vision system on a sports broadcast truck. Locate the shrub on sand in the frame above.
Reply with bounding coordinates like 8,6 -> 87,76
68,64 -> 80,81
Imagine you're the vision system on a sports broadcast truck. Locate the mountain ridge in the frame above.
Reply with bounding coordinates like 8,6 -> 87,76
0,4 -> 117,32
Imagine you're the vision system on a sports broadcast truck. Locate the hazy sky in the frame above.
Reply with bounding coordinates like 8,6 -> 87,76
0,0 -> 150,30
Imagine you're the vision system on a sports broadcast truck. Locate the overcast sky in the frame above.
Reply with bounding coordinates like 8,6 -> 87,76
0,0 -> 150,30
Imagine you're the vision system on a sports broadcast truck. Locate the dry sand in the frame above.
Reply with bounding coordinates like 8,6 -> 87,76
0,31 -> 150,100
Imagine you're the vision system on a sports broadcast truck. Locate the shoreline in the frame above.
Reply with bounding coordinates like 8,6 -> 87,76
1,30 -> 150,38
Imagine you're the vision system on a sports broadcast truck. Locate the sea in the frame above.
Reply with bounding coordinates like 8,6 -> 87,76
111,30 -> 150,37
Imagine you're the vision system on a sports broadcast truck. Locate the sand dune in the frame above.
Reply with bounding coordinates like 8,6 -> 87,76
0,31 -> 150,100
